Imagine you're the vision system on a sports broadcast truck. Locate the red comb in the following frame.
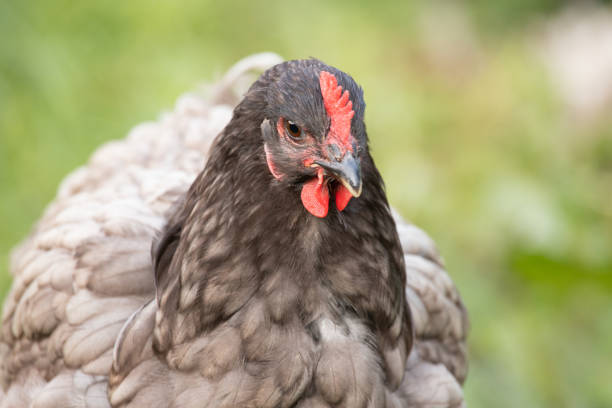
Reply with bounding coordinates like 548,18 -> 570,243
319,71 -> 355,152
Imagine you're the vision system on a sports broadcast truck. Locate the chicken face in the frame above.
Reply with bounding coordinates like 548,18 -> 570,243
261,63 -> 366,218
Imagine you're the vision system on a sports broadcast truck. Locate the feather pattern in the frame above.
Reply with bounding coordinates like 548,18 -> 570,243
0,54 -> 468,408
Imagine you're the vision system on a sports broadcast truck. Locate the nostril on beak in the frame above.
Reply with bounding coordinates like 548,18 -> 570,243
327,143 -> 343,161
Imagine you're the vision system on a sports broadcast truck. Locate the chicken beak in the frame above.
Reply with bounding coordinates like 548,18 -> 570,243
314,152 -> 362,198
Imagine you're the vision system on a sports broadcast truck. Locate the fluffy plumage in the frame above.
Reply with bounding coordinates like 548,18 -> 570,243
0,54 -> 468,408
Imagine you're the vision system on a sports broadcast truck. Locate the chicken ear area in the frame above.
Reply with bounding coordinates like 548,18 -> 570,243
301,176 -> 329,217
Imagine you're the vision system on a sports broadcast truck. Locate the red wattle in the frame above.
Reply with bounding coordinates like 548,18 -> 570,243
335,184 -> 353,211
301,173 -> 329,218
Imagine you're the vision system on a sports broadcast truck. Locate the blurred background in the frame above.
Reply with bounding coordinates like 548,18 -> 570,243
1,1 -> 611,406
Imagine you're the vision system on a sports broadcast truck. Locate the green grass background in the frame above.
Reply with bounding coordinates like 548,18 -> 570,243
1,1 -> 611,407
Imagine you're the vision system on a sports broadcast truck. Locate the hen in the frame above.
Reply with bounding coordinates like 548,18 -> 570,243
0,54 -> 468,408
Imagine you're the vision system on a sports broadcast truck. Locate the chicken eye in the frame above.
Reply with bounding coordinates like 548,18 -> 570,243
285,121 -> 303,141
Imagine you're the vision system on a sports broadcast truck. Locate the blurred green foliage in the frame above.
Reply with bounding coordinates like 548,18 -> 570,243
1,1 -> 611,407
